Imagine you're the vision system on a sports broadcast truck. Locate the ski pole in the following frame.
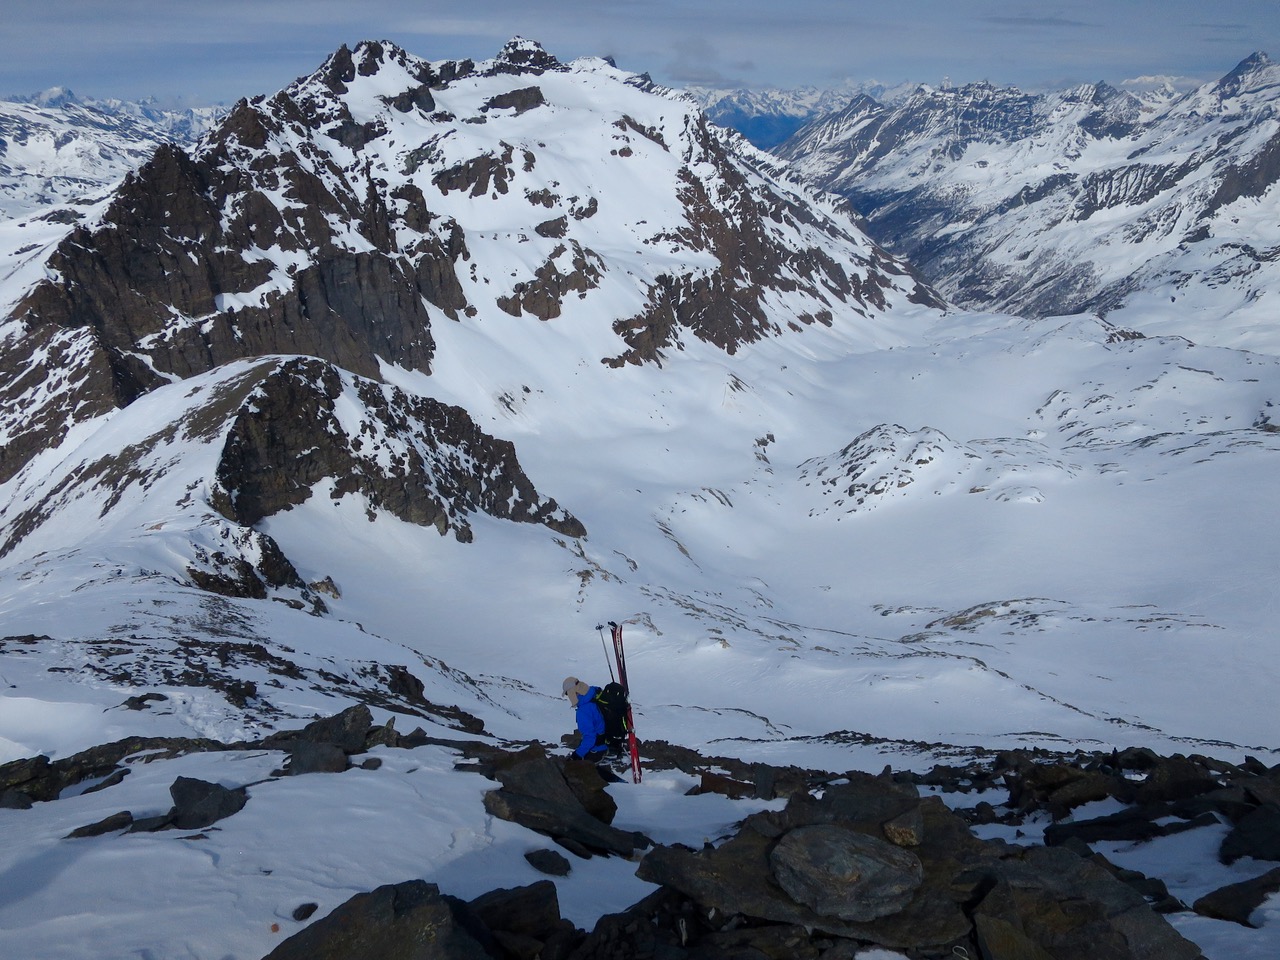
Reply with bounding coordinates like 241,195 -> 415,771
595,623 -> 616,682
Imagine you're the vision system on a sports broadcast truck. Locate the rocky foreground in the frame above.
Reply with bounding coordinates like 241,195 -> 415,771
3,706 -> 1279,959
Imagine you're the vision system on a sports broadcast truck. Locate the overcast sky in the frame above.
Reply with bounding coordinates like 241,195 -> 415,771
3,1 -> 1278,105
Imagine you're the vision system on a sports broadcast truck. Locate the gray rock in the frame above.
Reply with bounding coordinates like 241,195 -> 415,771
467,879 -> 563,940
636,806 -> 973,948
769,824 -> 923,921
525,848 -> 572,876
1220,803 -> 1280,863
263,879 -> 490,960
1194,865 -> 1280,927
297,704 -> 373,754
287,740 -> 350,775
65,810 -> 134,838
0,788 -> 33,809
882,803 -> 925,847
976,846 -> 1204,960
169,776 -> 247,829
482,748 -> 645,857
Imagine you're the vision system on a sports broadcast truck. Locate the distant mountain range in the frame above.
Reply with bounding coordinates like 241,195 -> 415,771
687,80 -> 919,149
0,87 -> 221,219
769,52 -> 1280,349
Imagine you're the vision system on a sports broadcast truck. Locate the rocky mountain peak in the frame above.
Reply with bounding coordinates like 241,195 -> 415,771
489,36 -> 562,75
27,85 -> 79,108
1216,50 -> 1276,98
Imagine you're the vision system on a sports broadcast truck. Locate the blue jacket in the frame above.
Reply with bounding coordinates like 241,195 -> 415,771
574,685 -> 606,758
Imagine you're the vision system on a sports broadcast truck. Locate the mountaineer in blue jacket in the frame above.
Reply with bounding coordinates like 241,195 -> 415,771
562,676 -> 627,783
563,676 -> 607,760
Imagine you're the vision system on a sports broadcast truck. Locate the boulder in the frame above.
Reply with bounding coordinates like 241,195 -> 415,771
525,848 -> 572,876
169,776 -> 247,829
636,796 -> 976,949
482,747 -> 646,857
0,788 -> 34,809
1220,803 -> 1280,863
882,804 -> 925,847
973,846 -> 1203,960
559,756 -> 618,824
689,770 -> 756,799
263,880 -> 490,960
287,740 -> 350,775
769,824 -> 924,921
297,704 -> 374,754
467,880 -> 563,940
1241,771 -> 1280,807
1193,866 -> 1280,927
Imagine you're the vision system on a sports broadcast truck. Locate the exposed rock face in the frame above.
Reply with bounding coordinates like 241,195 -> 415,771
0,353 -> 582,616
608,116 -> 939,366
208,357 -> 584,541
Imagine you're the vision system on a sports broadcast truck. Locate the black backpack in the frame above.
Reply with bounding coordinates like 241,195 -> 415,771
591,682 -> 630,749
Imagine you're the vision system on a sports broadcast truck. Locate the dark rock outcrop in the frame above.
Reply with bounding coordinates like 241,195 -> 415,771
635,767 -> 1204,957
263,880 -> 491,960
1193,866 -> 1280,927
482,746 -> 647,857
769,824 -> 924,922
168,776 -> 248,829
207,357 -> 585,541
1219,803 -> 1280,864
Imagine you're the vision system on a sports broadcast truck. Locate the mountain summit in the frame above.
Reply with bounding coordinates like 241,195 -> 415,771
1,39 -> 934,486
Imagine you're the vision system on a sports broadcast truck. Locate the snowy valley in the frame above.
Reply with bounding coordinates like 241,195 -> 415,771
0,38 -> 1278,960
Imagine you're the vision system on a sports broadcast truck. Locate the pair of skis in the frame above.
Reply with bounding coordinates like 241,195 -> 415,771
599,620 -> 642,783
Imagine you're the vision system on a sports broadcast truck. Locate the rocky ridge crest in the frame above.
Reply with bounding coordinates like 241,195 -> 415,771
9,706 -> 1280,958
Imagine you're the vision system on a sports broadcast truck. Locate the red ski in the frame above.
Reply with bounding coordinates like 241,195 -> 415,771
608,620 -> 642,783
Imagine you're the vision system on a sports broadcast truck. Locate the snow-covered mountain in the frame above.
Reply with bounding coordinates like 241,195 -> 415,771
688,80 -> 917,149
2,37 -> 1279,960
777,52 -> 1280,351
0,87 -> 220,218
